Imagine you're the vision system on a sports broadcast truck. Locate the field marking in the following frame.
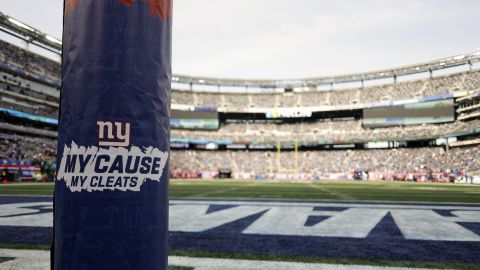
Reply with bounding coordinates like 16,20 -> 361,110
1,199 -> 479,241
0,249 -> 50,270
0,249 -> 448,270
413,187 -> 447,190
187,181 -> 259,198
169,256 -> 448,270
0,202 -> 53,227
309,183 -> 356,200
171,199 -> 480,210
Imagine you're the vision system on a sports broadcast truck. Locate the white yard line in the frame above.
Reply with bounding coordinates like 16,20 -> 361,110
171,199 -> 480,210
0,249 -> 448,270
0,249 -> 50,270
170,256 -> 448,270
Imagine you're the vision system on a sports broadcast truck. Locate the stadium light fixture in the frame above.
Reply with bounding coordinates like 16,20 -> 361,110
45,35 -> 62,45
7,17 -> 34,32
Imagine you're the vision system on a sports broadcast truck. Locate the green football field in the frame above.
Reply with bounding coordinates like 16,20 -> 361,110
1,180 -> 480,203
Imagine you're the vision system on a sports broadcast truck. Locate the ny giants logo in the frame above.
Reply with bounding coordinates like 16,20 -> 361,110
96,121 -> 131,147
57,121 -> 168,192
65,0 -> 172,20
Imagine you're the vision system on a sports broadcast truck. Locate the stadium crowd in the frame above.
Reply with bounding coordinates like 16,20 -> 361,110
0,131 -> 478,180
0,40 -> 60,81
0,71 -> 59,118
1,39 -> 480,182
170,145 -> 480,179
172,71 -> 479,108
2,39 -> 480,113
171,119 -> 480,143
0,132 -> 56,162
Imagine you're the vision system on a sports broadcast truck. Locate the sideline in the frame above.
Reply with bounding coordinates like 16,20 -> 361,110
0,249 -> 447,270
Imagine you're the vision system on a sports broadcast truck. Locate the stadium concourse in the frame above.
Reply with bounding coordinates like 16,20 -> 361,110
1,12 -> 480,270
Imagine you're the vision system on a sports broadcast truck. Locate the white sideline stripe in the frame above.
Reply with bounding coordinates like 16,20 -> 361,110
171,200 -> 480,211
0,249 -> 448,270
168,256 -> 448,270
0,249 -> 50,270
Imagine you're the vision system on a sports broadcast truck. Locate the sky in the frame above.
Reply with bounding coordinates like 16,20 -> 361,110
0,0 -> 479,80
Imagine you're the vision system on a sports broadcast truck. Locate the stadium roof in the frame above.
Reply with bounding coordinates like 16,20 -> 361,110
1,11 -> 480,89
174,50 -> 480,88
0,11 -> 61,54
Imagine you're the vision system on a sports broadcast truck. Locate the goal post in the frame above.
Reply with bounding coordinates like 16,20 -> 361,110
276,140 -> 299,173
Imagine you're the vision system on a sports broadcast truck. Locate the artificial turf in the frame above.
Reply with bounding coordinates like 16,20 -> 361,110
169,250 -> 480,270
1,180 -> 480,269
0,243 -> 477,270
170,180 -> 480,203
1,180 -> 480,203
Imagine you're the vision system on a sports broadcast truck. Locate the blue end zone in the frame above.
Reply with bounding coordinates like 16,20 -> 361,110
169,210 -> 480,264
1,195 -> 479,264
0,226 -> 52,244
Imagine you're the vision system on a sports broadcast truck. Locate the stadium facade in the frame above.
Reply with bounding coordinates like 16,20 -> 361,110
0,12 -> 479,183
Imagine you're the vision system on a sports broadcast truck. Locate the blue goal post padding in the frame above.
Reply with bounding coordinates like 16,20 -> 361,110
54,0 -> 172,269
